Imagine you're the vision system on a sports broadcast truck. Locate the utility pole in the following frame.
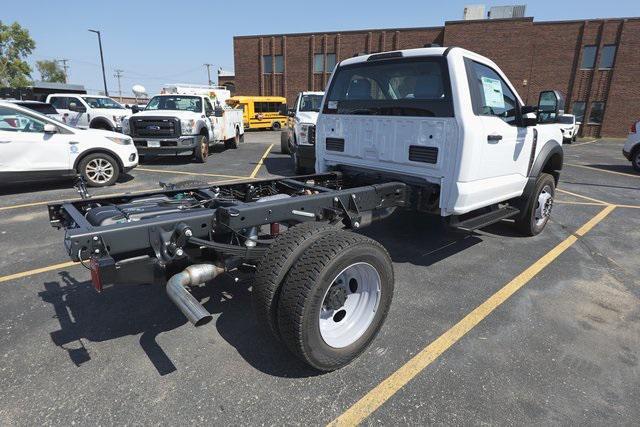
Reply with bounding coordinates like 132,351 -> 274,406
203,63 -> 213,86
113,69 -> 124,101
55,59 -> 70,83
88,29 -> 109,96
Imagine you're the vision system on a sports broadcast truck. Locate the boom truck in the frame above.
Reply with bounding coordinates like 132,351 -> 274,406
49,47 -> 564,371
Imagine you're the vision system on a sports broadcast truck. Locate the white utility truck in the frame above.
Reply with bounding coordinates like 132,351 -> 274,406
50,47 -> 565,372
46,94 -> 131,132
122,84 -> 244,163
281,91 -> 324,174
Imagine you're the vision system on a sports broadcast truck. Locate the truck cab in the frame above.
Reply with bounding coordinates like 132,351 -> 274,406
316,47 -> 564,233
122,85 -> 244,163
46,93 -> 131,132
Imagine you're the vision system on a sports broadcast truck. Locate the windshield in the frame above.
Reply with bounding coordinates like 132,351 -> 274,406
299,95 -> 323,112
557,115 -> 574,124
325,57 -> 453,117
82,97 -> 124,109
146,96 -> 202,113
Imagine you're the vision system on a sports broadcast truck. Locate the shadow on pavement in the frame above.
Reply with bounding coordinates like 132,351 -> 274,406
263,156 -> 295,177
0,174 -> 135,197
140,146 -> 227,165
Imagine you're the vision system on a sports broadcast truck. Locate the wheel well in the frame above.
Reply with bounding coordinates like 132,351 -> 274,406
541,152 -> 562,184
74,149 -> 124,173
89,118 -> 114,130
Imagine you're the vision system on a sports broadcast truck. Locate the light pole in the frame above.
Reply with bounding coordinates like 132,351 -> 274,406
88,29 -> 108,96
203,63 -> 213,86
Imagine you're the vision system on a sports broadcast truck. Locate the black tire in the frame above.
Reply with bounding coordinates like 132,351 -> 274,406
632,147 -> 640,172
252,222 -> 338,341
514,173 -> 556,236
78,152 -> 120,187
280,131 -> 291,154
225,129 -> 240,149
194,134 -> 209,163
572,134 -> 577,142
277,231 -> 394,371
272,121 -> 281,130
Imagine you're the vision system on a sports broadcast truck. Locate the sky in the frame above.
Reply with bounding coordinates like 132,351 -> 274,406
3,0 -> 639,96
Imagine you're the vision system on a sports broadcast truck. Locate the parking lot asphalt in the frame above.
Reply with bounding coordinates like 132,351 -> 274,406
0,133 -> 638,425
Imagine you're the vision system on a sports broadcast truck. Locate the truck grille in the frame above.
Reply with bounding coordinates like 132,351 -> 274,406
131,117 -> 180,138
308,125 -> 316,145
408,146 -> 438,164
326,138 -> 345,152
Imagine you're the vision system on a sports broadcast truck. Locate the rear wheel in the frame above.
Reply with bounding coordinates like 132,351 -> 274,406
194,134 -> 209,163
225,128 -> 240,149
277,231 -> 394,371
272,121 -> 281,131
514,173 -> 555,236
78,153 -> 120,187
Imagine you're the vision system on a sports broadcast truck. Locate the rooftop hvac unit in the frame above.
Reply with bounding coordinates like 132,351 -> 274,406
463,4 -> 485,20
488,5 -> 526,19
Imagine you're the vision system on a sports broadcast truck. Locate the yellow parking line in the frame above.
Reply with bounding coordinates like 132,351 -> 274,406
569,139 -> 598,147
250,144 -> 274,178
555,200 -> 606,207
0,261 -> 79,284
556,188 -> 610,205
565,162 -> 640,179
329,205 -> 616,427
136,167 -> 247,180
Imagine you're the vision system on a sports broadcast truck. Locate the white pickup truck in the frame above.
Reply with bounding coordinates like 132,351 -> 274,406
46,94 -> 131,132
122,85 -> 244,163
281,91 -> 324,174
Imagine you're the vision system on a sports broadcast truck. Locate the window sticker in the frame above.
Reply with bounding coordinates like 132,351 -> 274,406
481,76 -> 504,109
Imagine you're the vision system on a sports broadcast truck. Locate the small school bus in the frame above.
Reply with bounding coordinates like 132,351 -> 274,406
226,96 -> 287,130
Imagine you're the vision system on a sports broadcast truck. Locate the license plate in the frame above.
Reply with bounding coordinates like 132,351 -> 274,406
147,141 -> 161,148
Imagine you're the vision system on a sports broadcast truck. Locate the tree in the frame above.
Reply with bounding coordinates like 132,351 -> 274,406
36,60 -> 66,83
0,21 -> 36,87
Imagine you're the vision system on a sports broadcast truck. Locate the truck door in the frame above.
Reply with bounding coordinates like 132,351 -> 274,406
464,59 -> 532,201
67,96 -> 90,128
204,97 -> 219,140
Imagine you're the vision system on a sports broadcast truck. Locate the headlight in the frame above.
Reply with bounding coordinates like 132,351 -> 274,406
106,136 -> 132,145
299,123 -> 313,143
180,119 -> 196,135
121,117 -> 130,134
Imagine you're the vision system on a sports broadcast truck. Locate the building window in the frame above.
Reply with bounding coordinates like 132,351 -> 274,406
262,55 -> 273,74
572,101 -> 586,124
580,45 -> 597,69
588,102 -> 605,125
314,54 -> 324,73
274,55 -> 284,73
326,53 -> 337,72
599,45 -> 616,69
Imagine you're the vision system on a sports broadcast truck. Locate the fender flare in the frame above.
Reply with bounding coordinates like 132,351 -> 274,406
89,117 -> 115,131
73,148 -> 125,172
520,139 -> 563,202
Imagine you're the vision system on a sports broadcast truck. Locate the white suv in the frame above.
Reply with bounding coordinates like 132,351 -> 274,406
0,101 -> 138,187
557,114 -> 579,143
623,118 -> 640,171
46,94 -> 131,132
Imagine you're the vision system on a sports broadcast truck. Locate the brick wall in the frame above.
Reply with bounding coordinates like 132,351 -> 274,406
233,17 -> 640,137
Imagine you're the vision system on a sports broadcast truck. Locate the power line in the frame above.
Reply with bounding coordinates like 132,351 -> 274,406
113,69 -> 124,101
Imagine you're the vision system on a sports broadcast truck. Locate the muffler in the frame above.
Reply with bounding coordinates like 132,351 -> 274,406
166,264 -> 224,327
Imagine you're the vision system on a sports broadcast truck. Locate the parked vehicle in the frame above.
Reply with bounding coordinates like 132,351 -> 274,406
227,96 -> 287,130
6,100 -> 63,122
0,101 -> 138,187
122,85 -> 244,163
49,47 -> 564,371
623,118 -> 640,171
46,94 -> 131,132
281,91 -> 324,173
557,114 -> 579,143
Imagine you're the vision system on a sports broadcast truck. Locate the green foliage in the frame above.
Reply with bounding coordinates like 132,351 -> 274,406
36,59 -> 66,83
0,21 -> 36,87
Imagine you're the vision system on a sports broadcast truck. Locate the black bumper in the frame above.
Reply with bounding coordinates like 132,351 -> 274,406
134,138 -> 198,155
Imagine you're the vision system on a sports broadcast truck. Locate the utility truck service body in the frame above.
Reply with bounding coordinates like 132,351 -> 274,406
49,48 -> 564,371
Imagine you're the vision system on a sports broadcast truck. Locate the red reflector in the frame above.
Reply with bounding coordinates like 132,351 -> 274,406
90,257 -> 103,292
270,222 -> 280,237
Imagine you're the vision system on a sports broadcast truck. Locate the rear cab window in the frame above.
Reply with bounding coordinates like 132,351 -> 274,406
323,56 -> 454,117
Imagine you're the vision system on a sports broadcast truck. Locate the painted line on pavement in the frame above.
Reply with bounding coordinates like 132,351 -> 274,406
569,139 -> 598,147
250,144 -> 274,178
565,162 -> 640,179
0,261 -> 79,284
556,188 -> 610,205
136,167 -> 247,179
329,205 -> 616,427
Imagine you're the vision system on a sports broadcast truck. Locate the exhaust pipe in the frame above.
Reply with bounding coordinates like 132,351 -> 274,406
166,264 -> 224,327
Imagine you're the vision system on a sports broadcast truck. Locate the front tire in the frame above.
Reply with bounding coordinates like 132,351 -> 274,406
514,173 -> 555,236
632,147 -> 640,172
78,153 -> 120,187
194,134 -> 209,163
280,131 -> 291,154
277,231 -> 394,371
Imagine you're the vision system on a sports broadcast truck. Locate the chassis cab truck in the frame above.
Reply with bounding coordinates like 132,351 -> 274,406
281,91 -> 324,174
122,85 -> 244,163
49,48 -> 563,372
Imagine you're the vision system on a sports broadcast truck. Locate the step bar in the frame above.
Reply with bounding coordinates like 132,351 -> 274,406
450,206 -> 520,231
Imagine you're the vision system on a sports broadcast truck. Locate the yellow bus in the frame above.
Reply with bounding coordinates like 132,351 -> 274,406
227,96 -> 287,130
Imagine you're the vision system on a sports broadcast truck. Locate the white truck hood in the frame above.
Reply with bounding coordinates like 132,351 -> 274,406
92,107 -> 131,117
130,110 -> 201,120
79,127 -> 128,139
296,111 -> 319,125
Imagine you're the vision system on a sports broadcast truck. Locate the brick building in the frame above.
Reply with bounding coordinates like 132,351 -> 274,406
233,16 -> 640,137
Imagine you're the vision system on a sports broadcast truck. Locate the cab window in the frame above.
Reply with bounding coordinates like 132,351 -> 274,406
466,59 -> 519,125
0,107 -> 47,133
204,98 -> 214,115
49,97 -> 68,109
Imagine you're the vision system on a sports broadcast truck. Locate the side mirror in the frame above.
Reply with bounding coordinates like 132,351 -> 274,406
521,105 -> 538,127
288,109 -> 296,117
124,104 -> 130,108
537,90 -> 565,124
69,102 -> 86,113
131,105 -> 140,114
214,107 -> 224,117
44,124 -> 57,134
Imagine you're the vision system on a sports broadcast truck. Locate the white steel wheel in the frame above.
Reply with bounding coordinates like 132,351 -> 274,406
319,262 -> 381,348
534,184 -> 554,227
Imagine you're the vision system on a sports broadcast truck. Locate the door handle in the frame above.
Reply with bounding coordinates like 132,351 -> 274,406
0,140 -> 11,144
68,141 -> 80,145
487,134 -> 503,142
